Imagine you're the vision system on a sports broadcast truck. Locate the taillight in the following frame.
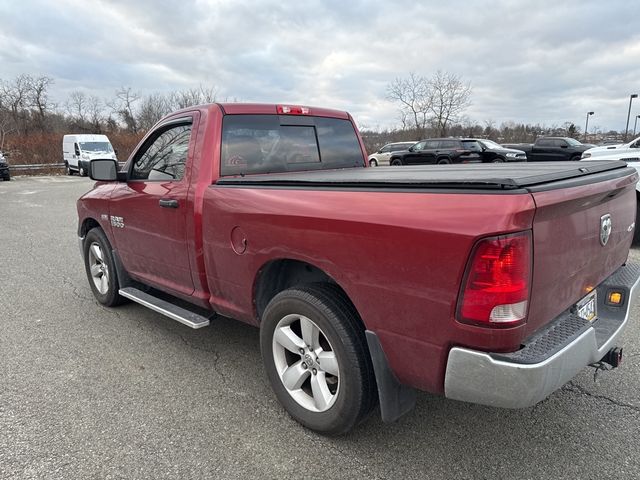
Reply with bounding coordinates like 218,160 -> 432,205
277,105 -> 310,115
457,231 -> 532,327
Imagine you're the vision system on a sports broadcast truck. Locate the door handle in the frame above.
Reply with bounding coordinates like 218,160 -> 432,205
159,199 -> 179,208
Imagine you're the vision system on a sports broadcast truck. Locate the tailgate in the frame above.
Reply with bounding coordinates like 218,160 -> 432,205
526,170 -> 638,336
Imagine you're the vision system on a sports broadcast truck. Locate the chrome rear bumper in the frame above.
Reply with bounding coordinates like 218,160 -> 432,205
444,262 -> 640,408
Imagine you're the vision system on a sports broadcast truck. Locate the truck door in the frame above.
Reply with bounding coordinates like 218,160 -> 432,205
109,114 -> 199,296
550,138 -> 569,161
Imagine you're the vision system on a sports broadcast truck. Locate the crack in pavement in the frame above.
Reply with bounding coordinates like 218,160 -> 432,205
563,381 -> 640,413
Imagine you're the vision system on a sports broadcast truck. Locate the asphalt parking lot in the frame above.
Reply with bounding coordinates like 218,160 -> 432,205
1,175 -> 640,479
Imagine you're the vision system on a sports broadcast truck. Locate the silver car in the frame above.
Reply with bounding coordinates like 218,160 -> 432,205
368,141 -> 417,166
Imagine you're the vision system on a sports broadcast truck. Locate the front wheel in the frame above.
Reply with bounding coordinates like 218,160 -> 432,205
437,157 -> 451,164
492,157 -> 505,163
83,228 -> 125,306
260,284 -> 377,435
390,159 -> 403,166
369,159 -> 378,167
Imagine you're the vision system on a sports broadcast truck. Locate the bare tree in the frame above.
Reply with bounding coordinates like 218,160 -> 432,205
0,74 -> 32,134
0,112 -> 15,149
88,95 -> 104,132
428,71 -> 472,137
137,93 -> 170,131
66,90 -> 89,123
109,87 -> 140,133
30,75 -> 54,128
168,85 -> 218,110
386,72 -> 431,138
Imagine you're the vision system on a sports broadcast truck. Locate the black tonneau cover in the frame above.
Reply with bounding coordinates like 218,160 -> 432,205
216,160 -> 633,191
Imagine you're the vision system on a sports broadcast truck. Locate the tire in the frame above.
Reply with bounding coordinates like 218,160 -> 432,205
369,159 -> 378,167
390,159 -> 403,166
83,228 -> 125,307
65,162 -> 73,175
570,155 -> 582,161
492,157 -> 505,163
79,166 -> 87,177
260,284 -> 377,435
437,157 -> 451,164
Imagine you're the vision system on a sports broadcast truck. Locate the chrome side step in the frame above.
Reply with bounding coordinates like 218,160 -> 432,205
119,287 -> 211,329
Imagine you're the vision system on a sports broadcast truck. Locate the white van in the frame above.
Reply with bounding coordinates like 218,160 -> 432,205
63,134 -> 116,176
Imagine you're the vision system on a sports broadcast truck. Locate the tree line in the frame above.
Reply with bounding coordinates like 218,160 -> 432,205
0,74 -> 220,164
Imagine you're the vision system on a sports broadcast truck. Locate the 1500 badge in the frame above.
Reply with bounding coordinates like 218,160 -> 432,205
110,216 -> 125,228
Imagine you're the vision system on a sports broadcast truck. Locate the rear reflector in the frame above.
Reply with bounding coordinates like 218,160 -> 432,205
457,231 -> 532,327
277,105 -> 310,115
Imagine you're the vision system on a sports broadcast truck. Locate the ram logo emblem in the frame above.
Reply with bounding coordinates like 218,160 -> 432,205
600,214 -> 612,246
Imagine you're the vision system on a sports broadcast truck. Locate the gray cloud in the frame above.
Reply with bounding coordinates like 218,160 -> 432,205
1,0 -> 639,132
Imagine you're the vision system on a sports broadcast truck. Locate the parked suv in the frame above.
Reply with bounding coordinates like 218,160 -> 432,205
0,151 -> 9,181
476,139 -> 527,162
389,138 -> 482,165
368,141 -> 417,166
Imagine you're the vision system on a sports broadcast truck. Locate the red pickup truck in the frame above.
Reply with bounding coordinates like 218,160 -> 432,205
77,103 -> 640,434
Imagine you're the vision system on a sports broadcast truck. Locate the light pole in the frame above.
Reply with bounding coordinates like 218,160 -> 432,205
625,94 -> 638,141
634,114 -> 640,137
584,111 -> 594,142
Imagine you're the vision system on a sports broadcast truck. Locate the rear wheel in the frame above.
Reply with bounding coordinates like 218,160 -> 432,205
65,162 -> 73,175
570,155 -> 582,161
260,284 -> 377,435
437,157 -> 451,164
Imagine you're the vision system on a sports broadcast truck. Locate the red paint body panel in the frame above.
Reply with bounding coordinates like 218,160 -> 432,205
200,187 -> 535,391
526,175 -> 636,336
76,103 -> 638,396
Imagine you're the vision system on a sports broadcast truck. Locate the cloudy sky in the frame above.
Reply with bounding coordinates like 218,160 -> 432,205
1,0 -> 639,132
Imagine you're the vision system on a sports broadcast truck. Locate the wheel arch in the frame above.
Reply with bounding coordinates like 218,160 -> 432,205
78,217 -> 101,237
253,258 -> 364,330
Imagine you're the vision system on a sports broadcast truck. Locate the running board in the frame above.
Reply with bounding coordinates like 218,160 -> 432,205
119,287 -> 211,329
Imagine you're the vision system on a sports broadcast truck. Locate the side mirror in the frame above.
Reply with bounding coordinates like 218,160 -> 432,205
408,146 -> 414,152
89,159 -> 118,181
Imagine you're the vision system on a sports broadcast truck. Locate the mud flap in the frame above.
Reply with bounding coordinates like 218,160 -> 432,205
365,330 -> 416,422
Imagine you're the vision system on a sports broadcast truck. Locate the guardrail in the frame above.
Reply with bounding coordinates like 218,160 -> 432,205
9,163 -> 65,171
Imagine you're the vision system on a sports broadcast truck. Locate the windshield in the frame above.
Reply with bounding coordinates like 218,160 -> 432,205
565,138 -> 582,146
79,142 -> 113,153
479,139 -> 502,149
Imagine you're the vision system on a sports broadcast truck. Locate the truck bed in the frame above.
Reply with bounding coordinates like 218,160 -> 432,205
217,160 -> 630,191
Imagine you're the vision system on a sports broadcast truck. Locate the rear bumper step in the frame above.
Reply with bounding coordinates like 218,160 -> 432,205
444,262 -> 640,408
119,287 -> 211,329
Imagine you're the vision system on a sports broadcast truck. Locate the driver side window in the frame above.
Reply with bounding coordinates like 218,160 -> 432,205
130,123 -> 192,181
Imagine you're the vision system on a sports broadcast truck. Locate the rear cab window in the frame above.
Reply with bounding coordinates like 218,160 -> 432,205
220,115 -> 364,176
